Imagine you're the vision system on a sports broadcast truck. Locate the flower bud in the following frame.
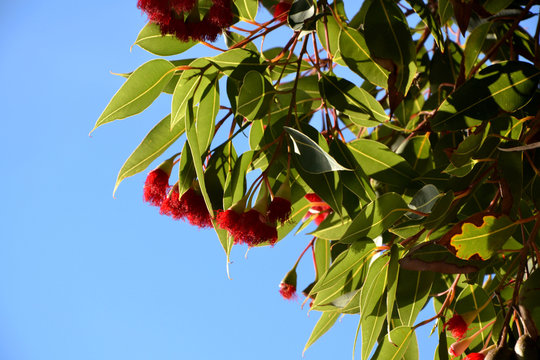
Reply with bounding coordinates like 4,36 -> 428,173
279,267 -> 297,300
514,334 -> 539,360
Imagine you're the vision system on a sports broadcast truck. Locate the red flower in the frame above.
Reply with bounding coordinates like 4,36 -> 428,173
267,197 -> 292,224
444,314 -> 469,339
463,353 -> 485,360
160,186 -> 186,220
279,282 -> 296,300
181,188 -> 213,228
273,1 -> 291,18
216,209 -> 242,236
304,193 -> 331,225
137,0 -> 234,42
235,209 -> 278,246
143,168 -> 170,206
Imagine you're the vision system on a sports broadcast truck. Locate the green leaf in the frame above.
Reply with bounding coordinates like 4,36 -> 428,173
450,131 -> 484,167
339,26 -> 389,89
406,184 -> 441,220
430,61 -> 540,131
314,238 -> 331,281
438,0 -> 453,25
134,22 -> 196,56
114,114 -> 184,195
195,76 -> 219,154
483,0 -> 513,14
396,269 -> 434,326
397,134 -> 435,175
237,71 -> 275,121
319,75 -> 387,126
303,312 -> 340,355
364,0 -> 416,96
386,245 -> 399,337
311,240 -> 374,296
185,100 -> 231,257
424,191 -> 455,229
316,15 -> 345,64
233,0 -> 258,21
340,193 -> 408,244
93,59 -> 175,131
348,139 -> 418,188
285,127 -> 350,173
329,140 -> 376,205
464,22 -> 494,76
223,151 -> 254,209
208,48 -> 264,81
288,0 -> 316,31
177,141 -> 196,196
372,326 -> 416,360
450,214 -> 518,260
404,0 -> 444,50
170,58 -> 216,129
360,257 -> 388,360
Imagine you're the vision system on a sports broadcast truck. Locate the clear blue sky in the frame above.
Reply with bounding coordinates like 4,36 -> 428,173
0,1 -> 441,359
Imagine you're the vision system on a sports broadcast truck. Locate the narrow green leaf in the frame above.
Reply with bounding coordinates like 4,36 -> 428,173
93,59 -> 175,131
208,48 -> 264,80
134,22 -> 196,56
223,151 -> 254,209
372,326 -> 416,360
311,240 -> 374,295
286,127 -> 350,173
360,255 -> 389,359
195,76 -> 219,154
396,269 -> 434,326
303,312 -> 340,355
340,193 -> 408,244
386,245 -> 400,337
237,71 -> 275,121
348,139 -> 418,188
430,61 -> 540,131
314,238 -> 331,282
170,58 -> 216,129
339,26 -> 389,88
364,0 -> 416,95
424,191 -> 455,229
185,100 -> 231,257
114,114 -> 184,195
178,141 -> 196,196
319,75 -> 388,126
404,0 -> 444,50
406,184 -> 441,220
464,22 -> 494,76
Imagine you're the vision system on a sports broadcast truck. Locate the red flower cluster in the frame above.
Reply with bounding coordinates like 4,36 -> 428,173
160,187 -> 212,228
137,0 -> 233,42
304,193 -> 332,225
463,353 -> 485,360
217,208 -> 278,246
444,313 -> 469,339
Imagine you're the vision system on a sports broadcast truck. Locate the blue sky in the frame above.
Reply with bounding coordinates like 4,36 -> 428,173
0,1 -> 442,359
